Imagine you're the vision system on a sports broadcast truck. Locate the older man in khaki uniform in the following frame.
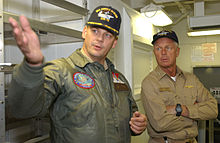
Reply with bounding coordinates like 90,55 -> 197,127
141,30 -> 218,143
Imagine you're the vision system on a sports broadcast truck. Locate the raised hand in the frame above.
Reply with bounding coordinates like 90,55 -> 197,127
9,15 -> 43,66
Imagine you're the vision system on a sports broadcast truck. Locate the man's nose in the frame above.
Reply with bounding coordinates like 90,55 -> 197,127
96,33 -> 104,41
161,48 -> 167,54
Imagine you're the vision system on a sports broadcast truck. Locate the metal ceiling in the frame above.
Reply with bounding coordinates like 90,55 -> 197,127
123,0 -> 220,26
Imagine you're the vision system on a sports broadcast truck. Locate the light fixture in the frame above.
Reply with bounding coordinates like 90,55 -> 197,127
187,29 -> 220,36
140,3 -> 173,26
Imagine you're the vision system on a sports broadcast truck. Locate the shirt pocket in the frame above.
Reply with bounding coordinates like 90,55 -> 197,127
182,85 -> 197,105
158,89 -> 176,105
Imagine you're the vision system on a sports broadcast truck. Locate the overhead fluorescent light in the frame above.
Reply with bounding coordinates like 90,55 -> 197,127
187,29 -> 220,36
141,10 -> 173,26
140,3 -> 173,26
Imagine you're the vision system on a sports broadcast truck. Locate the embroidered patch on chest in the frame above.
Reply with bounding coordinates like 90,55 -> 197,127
112,72 -> 125,84
73,72 -> 95,89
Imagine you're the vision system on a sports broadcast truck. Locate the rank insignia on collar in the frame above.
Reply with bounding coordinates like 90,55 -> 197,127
73,72 -> 95,89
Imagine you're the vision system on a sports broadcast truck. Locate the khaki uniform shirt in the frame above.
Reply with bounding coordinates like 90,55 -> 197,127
141,66 -> 218,141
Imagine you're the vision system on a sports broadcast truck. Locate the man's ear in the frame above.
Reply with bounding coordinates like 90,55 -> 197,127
112,39 -> 118,49
176,47 -> 180,57
82,26 -> 88,39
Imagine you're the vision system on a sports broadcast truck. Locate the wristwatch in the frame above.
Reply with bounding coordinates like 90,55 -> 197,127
175,104 -> 182,116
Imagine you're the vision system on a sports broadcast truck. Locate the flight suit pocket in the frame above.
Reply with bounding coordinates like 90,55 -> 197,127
52,95 -> 97,128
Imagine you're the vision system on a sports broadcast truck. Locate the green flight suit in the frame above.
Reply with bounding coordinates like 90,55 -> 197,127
9,49 -> 138,143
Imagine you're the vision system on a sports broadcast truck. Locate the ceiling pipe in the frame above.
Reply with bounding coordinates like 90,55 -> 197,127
175,1 -> 187,13
194,0 -> 204,16
153,0 -> 218,6
173,11 -> 189,25
171,1 -> 189,25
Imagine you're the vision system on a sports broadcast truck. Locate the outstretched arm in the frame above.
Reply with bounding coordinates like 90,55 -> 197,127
9,15 -> 43,66
8,15 -> 46,118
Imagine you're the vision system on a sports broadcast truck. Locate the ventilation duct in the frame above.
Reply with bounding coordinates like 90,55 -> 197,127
188,15 -> 220,30
188,1 -> 220,30
153,0 -> 184,4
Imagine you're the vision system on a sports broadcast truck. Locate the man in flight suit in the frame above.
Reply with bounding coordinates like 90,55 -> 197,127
8,5 -> 147,143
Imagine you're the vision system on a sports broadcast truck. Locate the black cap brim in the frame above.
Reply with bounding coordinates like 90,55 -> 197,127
151,36 -> 178,45
86,23 -> 117,36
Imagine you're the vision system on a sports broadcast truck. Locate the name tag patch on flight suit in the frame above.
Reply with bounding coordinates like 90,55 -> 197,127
112,72 -> 129,91
73,72 -> 95,89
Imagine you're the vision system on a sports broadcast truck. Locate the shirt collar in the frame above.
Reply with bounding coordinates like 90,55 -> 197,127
81,48 -> 108,70
155,65 -> 185,80
80,48 -> 93,63
68,48 -> 109,70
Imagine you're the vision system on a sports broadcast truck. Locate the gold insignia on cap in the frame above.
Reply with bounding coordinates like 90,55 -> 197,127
96,7 -> 118,22
157,30 -> 172,36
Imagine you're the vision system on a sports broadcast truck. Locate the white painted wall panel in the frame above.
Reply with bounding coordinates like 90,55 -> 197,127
133,46 -> 153,98
5,45 -> 24,64
4,0 -> 33,17
172,18 -> 220,73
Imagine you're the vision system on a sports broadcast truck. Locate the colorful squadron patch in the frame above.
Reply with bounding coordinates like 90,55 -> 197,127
73,72 -> 95,89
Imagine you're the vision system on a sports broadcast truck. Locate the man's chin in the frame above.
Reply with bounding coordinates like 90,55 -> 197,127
159,64 -> 172,68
